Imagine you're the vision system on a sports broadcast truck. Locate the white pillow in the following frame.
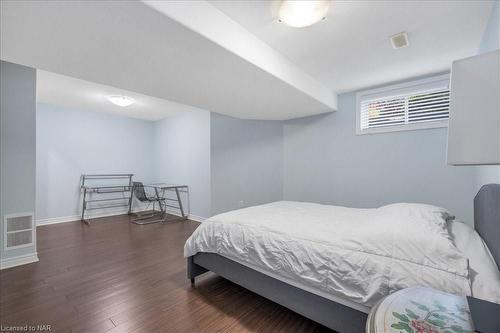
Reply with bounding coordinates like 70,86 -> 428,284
380,203 -> 455,239
448,220 -> 500,304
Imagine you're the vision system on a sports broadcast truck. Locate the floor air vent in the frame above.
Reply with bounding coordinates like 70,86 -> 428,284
4,213 -> 34,250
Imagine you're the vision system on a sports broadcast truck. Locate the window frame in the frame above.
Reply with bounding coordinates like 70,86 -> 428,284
356,74 -> 450,135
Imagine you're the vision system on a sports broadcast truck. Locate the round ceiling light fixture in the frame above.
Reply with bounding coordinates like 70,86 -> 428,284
107,95 -> 135,107
278,0 -> 330,28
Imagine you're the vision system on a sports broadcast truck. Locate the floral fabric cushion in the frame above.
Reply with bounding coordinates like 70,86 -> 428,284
367,286 -> 474,333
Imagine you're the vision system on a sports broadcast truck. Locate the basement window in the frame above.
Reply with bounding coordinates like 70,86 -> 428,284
356,74 -> 450,135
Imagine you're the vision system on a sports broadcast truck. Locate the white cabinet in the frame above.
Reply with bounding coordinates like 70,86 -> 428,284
447,50 -> 500,165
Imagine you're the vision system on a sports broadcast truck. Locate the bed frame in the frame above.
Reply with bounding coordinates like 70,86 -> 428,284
187,184 -> 500,333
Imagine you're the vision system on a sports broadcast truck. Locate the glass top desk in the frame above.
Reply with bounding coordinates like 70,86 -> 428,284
141,183 -> 189,221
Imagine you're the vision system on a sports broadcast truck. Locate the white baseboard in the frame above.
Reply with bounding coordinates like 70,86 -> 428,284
164,208 -> 206,223
0,253 -> 39,270
38,207 -> 206,226
37,215 -> 80,226
188,214 -> 206,223
37,207 -> 133,226
36,204 -> 151,226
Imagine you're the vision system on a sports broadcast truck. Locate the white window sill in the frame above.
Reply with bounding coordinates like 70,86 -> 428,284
356,120 -> 448,135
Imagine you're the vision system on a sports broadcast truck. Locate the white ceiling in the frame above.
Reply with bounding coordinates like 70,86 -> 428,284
209,0 -> 494,93
1,0 -> 335,121
37,70 -> 198,121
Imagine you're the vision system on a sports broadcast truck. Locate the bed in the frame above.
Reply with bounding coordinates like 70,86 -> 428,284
185,184 -> 500,333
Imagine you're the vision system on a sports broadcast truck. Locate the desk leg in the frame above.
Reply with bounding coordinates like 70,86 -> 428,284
128,187 -> 133,215
81,188 -> 88,224
175,188 -> 185,218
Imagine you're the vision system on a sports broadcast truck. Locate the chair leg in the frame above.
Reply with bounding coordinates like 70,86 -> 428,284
130,200 -> 164,224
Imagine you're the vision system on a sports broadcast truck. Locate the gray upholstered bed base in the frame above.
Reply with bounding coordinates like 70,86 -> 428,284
187,184 -> 500,333
474,183 -> 500,270
188,253 -> 367,333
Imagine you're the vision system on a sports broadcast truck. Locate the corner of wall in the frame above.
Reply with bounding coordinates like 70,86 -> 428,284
209,112 -> 285,216
0,60 -> 38,267
474,1 -> 500,191
478,1 -> 500,54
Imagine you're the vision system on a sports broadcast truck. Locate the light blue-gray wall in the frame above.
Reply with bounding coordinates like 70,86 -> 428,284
36,104 -> 155,221
37,104 -> 211,221
210,113 -> 284,215
283,92 -> 477,224
475,1 -> 500,189
479,1 -> 499,54
153,110 -> 211,218
153,112 -> 284,217
1,61 -> 37,261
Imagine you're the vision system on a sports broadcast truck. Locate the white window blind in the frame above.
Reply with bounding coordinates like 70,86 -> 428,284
357,75 -> 450,134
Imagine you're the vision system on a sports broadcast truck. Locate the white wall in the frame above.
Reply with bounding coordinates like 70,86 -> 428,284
36,104 -> 155,223
283,92 -> 477,225
1,61 -> 37,264
210,113 -> 284,215
153,109 -> 211,219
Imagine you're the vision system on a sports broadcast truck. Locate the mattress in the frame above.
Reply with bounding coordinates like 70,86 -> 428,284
185,201 -> 476,309
193,220 -> 500,314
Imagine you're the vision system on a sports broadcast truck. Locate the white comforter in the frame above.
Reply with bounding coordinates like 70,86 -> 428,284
184,201 -> 471,307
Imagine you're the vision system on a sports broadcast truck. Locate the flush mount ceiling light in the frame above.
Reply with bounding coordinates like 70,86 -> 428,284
107,95 -> 135,107
278,0 -> 330,28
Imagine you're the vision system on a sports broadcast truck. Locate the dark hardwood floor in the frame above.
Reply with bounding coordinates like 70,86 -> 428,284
0,214 -> 331,333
